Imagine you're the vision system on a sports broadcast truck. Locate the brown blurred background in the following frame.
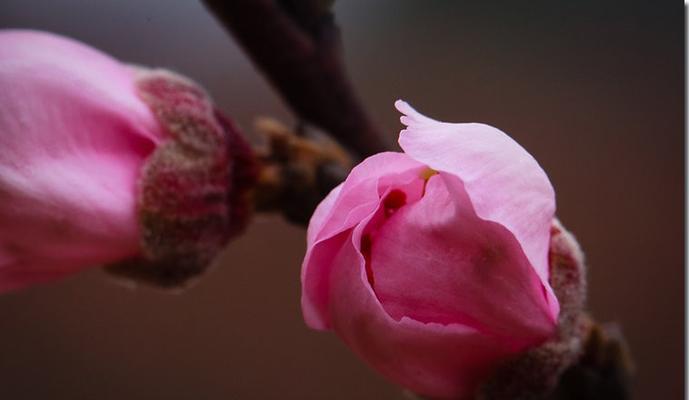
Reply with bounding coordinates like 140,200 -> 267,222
0,1 -> 683,399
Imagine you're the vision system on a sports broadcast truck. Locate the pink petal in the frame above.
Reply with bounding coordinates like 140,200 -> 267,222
395,100 -> 558,319
369,174 -> 555,344
308,152 -> 425,245
0,30 -> 163,291
306,184 -> 342,246
326,225 -> 520,399
302,152 -> 425,329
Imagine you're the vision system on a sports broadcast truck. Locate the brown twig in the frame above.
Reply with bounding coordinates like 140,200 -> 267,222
544,323 -> 633,400
202,0 -> 390,158
252,117 -> 352,225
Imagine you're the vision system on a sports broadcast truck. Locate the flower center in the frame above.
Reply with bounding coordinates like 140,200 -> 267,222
382,189 -> 407,217
361,188 -> 410,287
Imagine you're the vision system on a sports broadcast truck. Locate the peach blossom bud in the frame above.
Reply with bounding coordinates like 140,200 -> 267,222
0,30 -> 257,292
301,101 -> 576,399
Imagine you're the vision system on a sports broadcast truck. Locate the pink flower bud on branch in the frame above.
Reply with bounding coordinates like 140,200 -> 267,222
301,101 -> 594,399
0,30 -> 257,292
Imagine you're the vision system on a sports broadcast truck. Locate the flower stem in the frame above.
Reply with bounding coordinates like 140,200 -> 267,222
202,0 -> 390,158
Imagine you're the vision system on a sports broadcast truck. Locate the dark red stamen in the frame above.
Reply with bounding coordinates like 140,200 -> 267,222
360,234 -> 375,286
383,189 -> 407,217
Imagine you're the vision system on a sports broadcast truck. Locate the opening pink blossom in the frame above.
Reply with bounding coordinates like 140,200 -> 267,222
301,100 -> 558,399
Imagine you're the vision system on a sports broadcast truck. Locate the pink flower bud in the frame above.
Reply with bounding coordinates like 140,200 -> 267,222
301,100 -> 558,398
0,30 -> 256,292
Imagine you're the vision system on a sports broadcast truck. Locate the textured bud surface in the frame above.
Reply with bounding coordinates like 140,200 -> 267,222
253,118 -> 352,225
107,70 -> 258,288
